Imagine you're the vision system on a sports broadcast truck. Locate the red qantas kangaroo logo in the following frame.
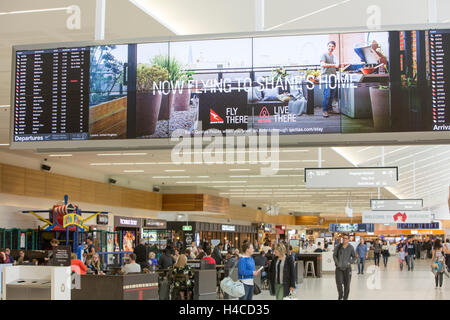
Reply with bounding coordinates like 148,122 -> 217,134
393,212 -> 407,222
210,109 -> 224,124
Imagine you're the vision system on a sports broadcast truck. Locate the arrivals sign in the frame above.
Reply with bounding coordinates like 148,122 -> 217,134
362,211 -> 432,224
371,199 -> 423,211
305,167 -> 398,188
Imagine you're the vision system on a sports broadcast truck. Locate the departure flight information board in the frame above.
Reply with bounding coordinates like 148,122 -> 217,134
14,47 -> 90,142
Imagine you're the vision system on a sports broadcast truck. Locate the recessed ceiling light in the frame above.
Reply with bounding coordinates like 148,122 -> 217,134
164,169 -> 185,172
124,170 -> 144,173
122,153 -> 148,156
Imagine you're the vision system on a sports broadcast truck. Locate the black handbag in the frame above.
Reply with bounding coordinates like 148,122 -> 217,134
253,283 -> 261,295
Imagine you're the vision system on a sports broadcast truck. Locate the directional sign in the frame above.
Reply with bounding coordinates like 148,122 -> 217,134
371,199 -> 423,211
362,211 -> 432,224
305,167 -> 398,188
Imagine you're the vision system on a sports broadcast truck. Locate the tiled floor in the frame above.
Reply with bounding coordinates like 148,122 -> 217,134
253,259 -> 450,300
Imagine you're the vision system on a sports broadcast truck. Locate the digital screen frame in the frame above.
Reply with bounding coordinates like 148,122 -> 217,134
10,25 -> 450,150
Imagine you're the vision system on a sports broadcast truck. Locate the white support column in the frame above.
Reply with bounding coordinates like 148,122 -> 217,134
413,160 -> 416,197
318,147 -> 322,168
379,146 -> 384,199
428,0 -> 438,24
254,0 -> 265,31
95,0 -> 106,41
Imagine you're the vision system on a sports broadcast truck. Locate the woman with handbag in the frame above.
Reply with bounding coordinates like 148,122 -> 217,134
238,242 -> 261,300
268,243 -> 296,300
431,239 -> 446,288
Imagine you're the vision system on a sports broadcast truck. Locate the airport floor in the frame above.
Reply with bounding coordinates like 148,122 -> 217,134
252,258 -> 450,300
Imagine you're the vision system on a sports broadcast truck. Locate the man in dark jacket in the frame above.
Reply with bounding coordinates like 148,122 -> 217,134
134,239 -> 148,270
268,243 -> 296,300
373,239 -> 382,267
212,243 -> 224,265
158,248 -> 175,269
333,235 -> 356,300
406,238 -> 416,271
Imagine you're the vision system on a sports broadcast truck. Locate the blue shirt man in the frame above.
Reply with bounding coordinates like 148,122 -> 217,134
355,240 -> 368,275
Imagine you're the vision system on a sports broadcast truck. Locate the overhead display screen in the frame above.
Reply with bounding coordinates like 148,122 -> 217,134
371,199 -> 423,211
305,167 -> 398,188
11,28 -> 450,144
397,222 -> 439,229
329,223 -> 374,233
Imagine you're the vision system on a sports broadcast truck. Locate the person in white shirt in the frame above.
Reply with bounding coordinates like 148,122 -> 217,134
307,240 -> 317,252
261,241 -> 271,254
189,242 -> 198,258
122,253 -> 141,274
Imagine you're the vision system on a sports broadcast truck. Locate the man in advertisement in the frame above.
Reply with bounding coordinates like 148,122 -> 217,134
320,41 -> 340,118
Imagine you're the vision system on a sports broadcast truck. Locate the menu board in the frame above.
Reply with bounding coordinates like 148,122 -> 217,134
14,47 -> 90,142
51,246 -> 71,266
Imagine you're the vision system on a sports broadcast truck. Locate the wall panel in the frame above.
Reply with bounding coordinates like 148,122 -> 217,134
2,164 -> 25,195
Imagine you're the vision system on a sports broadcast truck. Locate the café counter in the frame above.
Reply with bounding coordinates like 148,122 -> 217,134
296,253 -> 322,277
71,273 -> 159,300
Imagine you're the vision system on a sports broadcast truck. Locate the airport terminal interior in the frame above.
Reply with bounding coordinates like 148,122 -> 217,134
1,0 -> 450,302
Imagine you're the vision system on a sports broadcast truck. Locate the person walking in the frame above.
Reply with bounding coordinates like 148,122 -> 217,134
398,247 -> 406,271
415,240 -> 421,260
238,242 -> 262,300
424,238 -> 432,259
268,243 -> 296,300
431,239 -> 446,288
443,239 -> 450,272
406,238 -> 416,271
333,235 -> 356,300
373,239 -> 382,267
381,241 -> 390,267
356,239 -> 368,275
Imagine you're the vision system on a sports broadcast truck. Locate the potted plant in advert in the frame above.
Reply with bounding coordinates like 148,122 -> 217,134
305,69 -> 321,84
369,84 -> 390,132
136,64 -> 169,137
152,55 -> 195,113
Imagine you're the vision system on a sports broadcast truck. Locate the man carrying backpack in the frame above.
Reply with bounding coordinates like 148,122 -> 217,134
333,235 -> 356,300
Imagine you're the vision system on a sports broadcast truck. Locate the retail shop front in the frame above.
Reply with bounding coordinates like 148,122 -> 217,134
275,225 -> 287,242
114,216 -> 142,252
141,219 -> 168,250
167,221 -> 257,250
254,223 -> 275,245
